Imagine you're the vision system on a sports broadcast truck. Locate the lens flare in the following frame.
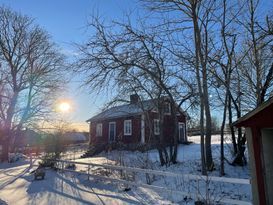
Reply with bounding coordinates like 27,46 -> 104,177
58,102 -> 71,112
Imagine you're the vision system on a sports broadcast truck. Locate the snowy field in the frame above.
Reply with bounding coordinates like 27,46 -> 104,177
0,135 -> 251,205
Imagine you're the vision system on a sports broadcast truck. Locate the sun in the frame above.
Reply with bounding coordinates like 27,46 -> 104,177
58,102 -> 71,112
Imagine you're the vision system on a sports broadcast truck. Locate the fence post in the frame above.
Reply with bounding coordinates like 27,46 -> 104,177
88,165 -> 90,180
29,152 -> 33,168
62,161 -> 64,173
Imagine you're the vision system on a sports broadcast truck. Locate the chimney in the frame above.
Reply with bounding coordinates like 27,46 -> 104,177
130,94 -> 139,104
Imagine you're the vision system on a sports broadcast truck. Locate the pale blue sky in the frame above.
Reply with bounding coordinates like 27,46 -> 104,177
0,0 -> 141,130
0,0 -> 272,130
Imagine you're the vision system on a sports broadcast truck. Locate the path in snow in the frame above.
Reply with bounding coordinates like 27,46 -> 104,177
0,161 -> 163,205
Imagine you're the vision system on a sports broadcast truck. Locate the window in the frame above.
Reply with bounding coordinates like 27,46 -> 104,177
154,119 -> 160,135
124,120 -> 132,135
164,102 -> 171,114
96,123 -> 102,137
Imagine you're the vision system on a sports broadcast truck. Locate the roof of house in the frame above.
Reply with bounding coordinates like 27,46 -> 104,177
233,97 -> 273,127
87,99 -> 156,122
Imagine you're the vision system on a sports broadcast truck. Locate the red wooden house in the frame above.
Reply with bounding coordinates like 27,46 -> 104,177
87,96 -> 187,146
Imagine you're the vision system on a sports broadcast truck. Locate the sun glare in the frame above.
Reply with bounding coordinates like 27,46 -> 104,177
59,102 -> 71,112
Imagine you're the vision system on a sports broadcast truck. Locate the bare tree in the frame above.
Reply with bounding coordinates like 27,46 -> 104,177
141,0 -> 219,173
221,0 -> 273,166
0,7 -> 65,161
74,16 -> 194,166
210,0 -> 273,168
208,0 -> 244,175
240,0 -> 273,106
138,0 -> 272,171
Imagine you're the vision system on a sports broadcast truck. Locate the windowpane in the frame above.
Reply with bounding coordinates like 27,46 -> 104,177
154,119 -> 160,135
124,120 -> 132,135
96,123 -> 102,136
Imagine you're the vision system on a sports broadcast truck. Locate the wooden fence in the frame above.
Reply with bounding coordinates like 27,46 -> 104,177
53,159 -> 252,205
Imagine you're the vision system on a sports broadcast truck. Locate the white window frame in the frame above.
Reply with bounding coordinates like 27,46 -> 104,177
96,123 -> 102,137
154,119 -> 160,135
124,120 -> 132,136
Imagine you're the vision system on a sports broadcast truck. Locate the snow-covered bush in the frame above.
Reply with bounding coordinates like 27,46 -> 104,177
65,163 -> 76,170
39,153 -> 58,168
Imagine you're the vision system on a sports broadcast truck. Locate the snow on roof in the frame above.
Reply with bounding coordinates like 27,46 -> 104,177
87,99 -> 156,122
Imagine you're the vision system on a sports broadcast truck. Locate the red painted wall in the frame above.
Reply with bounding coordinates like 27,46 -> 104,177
90,112 -> 186,145
251,127 -> 266,205
90,115 -> 141,144
144,112 -> 186,143
235,102 -> 273,205
236,103 -> 273,128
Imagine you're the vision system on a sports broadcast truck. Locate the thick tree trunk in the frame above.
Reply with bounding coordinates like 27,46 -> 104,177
228,96 -> 237,155
1,147 -> 9,162
170,105 -> 178,164
200,107 -> 207,175
199,89 -> 206,175
1,138 -> 9,162
2,91 -> 20,158
192,5 -> 214,171
162,146 -> 169,166
232,98 -> 247,166
232,134 -> 247,166
191,7 -> 207,175
158,106 -> 170,166
158,149 -> 165,166
220,94 -> 228,176
204,88 -> 214,171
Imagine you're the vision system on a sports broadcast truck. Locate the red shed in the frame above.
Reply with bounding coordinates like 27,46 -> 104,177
87,96 -> 187,146
234,97 -> 273,205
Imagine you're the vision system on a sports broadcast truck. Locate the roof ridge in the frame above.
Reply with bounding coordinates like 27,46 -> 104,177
98,98 -> 155,113
86,98 -> 156,122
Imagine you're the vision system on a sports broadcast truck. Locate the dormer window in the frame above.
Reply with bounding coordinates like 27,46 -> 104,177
164,102 -> 171,114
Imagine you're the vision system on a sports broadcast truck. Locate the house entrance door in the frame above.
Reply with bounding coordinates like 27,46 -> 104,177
109,122 -> 116,142
178,123 -> 185,142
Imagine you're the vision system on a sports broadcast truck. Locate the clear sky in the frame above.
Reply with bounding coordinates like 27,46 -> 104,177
0,0 -> 272,131
0,0 -> 141,131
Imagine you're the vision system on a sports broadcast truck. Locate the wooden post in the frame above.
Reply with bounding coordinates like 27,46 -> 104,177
88,165 -> 90,180
30,152 -> 33,168
62,161 -> 64,173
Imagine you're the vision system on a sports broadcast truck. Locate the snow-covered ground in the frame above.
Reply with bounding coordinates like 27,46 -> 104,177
0,135 -> 251,205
